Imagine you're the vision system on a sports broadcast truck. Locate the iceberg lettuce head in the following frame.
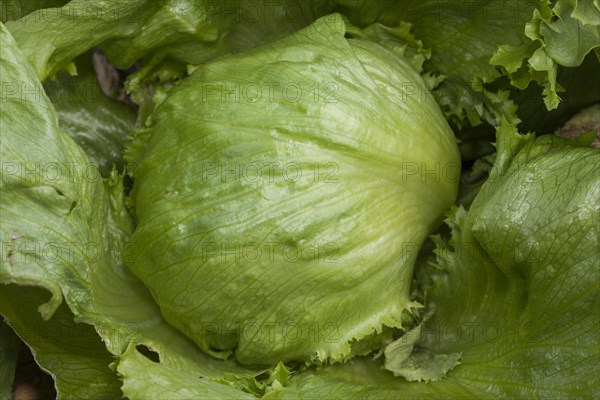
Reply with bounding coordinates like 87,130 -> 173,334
126,14 -> 460,365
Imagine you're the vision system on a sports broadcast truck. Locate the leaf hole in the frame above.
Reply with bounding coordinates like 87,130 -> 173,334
135,344 -> 160,363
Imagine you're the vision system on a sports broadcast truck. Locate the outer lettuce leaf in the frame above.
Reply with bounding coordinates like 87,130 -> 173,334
0,22 -> 124,397
382,310 -> 461,382
4,0 -> 331,86
0,0 -> 68,22
11,0 -> 591,129
270,121 -> 600,398
126,14 -> 459,365
334,0 -> 539,127
5,0 -> 145,80
6,0 -> 594,127
0,286 -> 121,398
1,20 -> 94,321
0,21 -> 261,398
492,0 -> 600,109
117,343 -> 257,400
44,54 -> 136,176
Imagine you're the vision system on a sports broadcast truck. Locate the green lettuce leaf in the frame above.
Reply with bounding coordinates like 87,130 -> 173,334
117,343 -> 257,400
0,0 -> 68,23
0,22 -> 125,397
334,0 -> 540,127
513,51 -> 600,134
43,54 -> 136,176
0,20 -> 262,398
4,0 -> 331,86
126,13 -> 460,365
344,19 -> 431,74
0,286 -> 122,398
382,309 -> 461,382
269,121 -> 600,398
492,0 -> 600,110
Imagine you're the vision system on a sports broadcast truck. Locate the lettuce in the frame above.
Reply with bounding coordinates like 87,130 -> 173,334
1,1 -> 598,399
125,13 -> 459,365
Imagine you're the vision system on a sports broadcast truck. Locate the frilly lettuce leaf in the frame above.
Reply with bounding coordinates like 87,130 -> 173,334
0,21 -> 264,398
334,0 -> 540,127
267,121 -> 600,398
492,0 -> 600,110
512,51 -> 600,134
382,309 -> 461,382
